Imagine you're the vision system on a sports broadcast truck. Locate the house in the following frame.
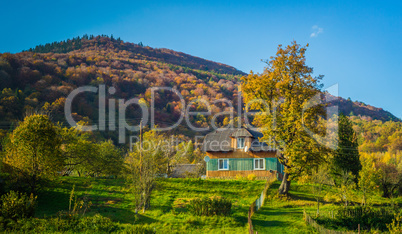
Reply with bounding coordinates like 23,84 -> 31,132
202,127 -> 283,179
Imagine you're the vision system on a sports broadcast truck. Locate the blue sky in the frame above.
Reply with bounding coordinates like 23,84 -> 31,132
1,0 -> 401,119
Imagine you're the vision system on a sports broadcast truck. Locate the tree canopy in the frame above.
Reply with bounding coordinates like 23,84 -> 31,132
241,41 -> 328,195
3,114 -> 63,193
330,114 -> 362,184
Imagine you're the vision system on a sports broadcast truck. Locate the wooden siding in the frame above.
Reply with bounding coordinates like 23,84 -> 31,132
231,136 -> 252,149
231,158 -> 254,171
206,158 -> 281,172
205,147 -> 283,178
207,170 -> 277,178
266,158 -> 277,171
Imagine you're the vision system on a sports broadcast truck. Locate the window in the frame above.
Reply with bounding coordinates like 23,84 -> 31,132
218,159 -> 229,170
254,158 -> 265,170
237,138 -> 245,149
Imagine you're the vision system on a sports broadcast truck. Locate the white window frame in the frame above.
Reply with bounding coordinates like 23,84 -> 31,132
237,138 -> 245,149
254,158 -> 265,170
218,158 -> 229,170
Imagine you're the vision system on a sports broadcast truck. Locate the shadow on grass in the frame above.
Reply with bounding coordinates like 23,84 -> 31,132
252,206 -> 304,229
90,205 -> 149,224
289,192 -> 316,202
36,190 -> 70,217
253,219 -> 288,228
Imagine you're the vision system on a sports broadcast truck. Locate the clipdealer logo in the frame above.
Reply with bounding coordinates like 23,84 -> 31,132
64,84 -> 339,149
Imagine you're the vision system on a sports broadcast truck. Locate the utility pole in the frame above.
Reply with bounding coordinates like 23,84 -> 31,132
139,119 -> 143,176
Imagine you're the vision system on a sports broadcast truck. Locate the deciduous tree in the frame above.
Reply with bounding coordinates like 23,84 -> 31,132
124,130 -> 165,212
3,114 -> 62,193
241,41 -> 327,195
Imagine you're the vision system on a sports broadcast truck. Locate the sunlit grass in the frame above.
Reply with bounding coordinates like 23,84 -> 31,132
252,180 -> 400,233
36,177 -> 267,233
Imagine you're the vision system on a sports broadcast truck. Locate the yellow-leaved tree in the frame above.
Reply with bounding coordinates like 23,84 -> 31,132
3,114 -> 63,193
241,41 -> 328,195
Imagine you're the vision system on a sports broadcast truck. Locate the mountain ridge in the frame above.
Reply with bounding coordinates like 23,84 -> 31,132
331,96 -> 400,122
26,35 -> 246,76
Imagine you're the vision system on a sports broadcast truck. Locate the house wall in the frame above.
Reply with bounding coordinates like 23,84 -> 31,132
205,135 -> 282,179
206,155 -> 283,178
207,158 -> 279,171
232,137 -> 252,149
207,170 -> 277,178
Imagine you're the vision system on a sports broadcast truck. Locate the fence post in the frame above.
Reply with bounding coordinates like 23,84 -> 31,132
248,178 -> 274,234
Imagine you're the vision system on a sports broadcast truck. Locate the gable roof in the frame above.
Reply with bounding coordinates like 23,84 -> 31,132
202,127 -> 276,152
230,128 -> 254,138
202,128 -> 233,152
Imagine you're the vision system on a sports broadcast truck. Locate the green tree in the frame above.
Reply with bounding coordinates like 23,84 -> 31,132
311,165 -> 330,215
359,156 -> 379,205
92,140 -> 123,177
375,161 -> 401,198
241,41 -> 327,195
59,126 -> 97,177
124,130 -> 165,212
60,126 -> 123,177
338,170 -> 356,207
3,114 -> 62,193
330,114 -> 362,184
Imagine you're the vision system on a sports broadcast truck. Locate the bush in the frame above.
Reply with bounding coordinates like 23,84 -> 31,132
0,191 -> 36,220
188,197 -> 232,216
122,225 -> 156,234
78,214 -> 116,232
247,174 -> 256,181
337,206 -> 394,231
387,211 -> 402,234
0,213 -> 118,232
316,206 -> 396,231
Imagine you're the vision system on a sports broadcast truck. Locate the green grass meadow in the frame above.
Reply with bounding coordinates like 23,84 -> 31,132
30,177 -> 401,233
36,177 -> 267,233
252,181 -> 319,233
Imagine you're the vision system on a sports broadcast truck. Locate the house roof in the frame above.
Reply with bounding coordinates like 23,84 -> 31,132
202,129 -> 233,152
202,127 -> 276,152
230,128 -> 253,138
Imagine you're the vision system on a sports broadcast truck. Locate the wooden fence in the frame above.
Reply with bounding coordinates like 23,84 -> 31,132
246,178 -> 360,234
248,178 -> 275,234
303,210 -> 358,234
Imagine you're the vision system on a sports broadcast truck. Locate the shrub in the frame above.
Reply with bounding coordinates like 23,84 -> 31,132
387,211 -> 402,234
336,206 -> 394,230
316,206 -> 396,231
0,191 -> 36,220
0,214 -> 118,233
121,225 -> 156,234
68,185 -> 92,215
78,214 -> 116,232
188,197 -> 232,216
247,174 -> 256,181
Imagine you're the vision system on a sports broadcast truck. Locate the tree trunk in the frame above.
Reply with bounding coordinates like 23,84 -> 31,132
278,172 -> 291,195
382,184 -> 390,198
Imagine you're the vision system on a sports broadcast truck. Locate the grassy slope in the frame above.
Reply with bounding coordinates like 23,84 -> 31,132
36,177 -> 266,233
252,180 -> 401,233
252,181 -> 318,233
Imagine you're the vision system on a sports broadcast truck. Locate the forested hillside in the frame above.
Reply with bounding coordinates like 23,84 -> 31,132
330,95 -> 400,122
0,35 -> 244,142
0,35 -> 399,143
